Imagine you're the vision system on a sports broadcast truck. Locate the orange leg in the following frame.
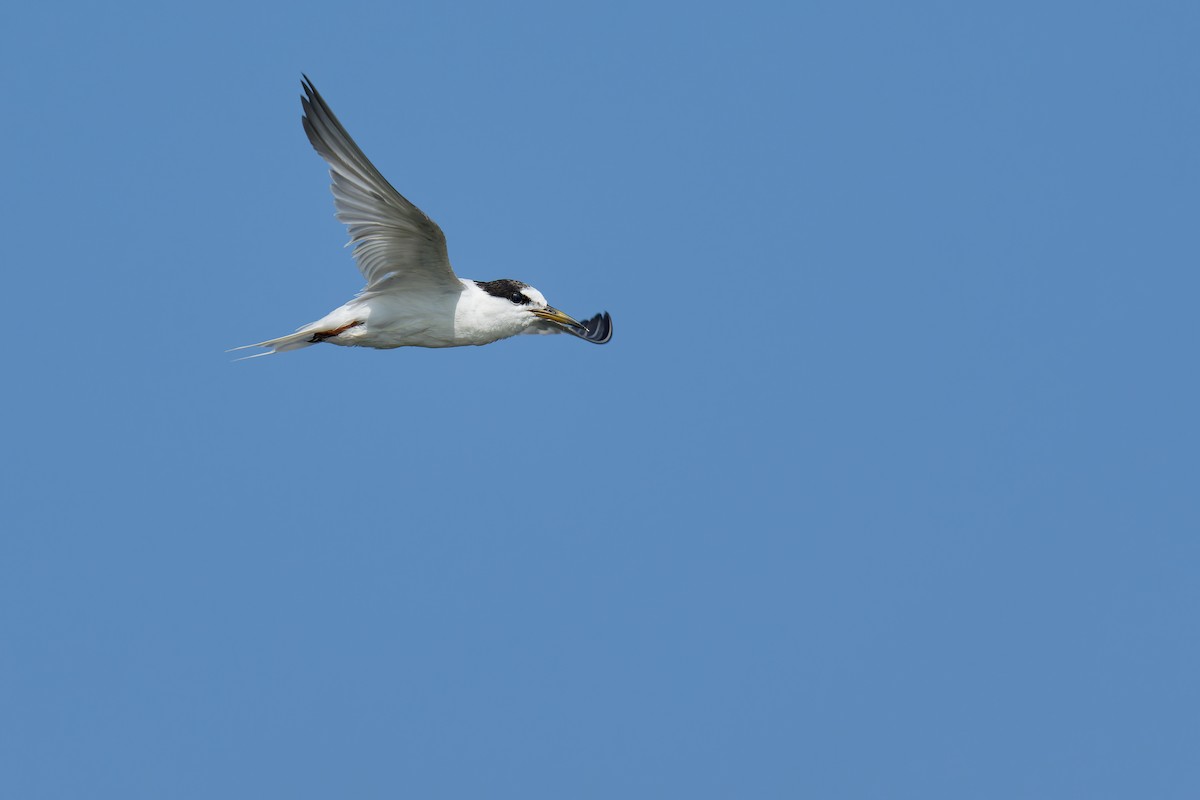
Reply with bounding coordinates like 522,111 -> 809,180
308,320 -> 363,343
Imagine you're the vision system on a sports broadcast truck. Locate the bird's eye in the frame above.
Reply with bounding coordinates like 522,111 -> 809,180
510,292 -> 524,304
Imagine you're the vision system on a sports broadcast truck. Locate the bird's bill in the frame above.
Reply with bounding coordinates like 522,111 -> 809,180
531,306 -> 585,330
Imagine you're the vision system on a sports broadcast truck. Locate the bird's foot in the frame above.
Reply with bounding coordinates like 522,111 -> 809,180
308,321 -> 362,343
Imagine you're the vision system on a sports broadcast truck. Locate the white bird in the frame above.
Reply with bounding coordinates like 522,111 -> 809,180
234,76 -> 612,358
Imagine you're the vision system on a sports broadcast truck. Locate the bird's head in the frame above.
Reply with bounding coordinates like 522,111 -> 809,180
473,279 -> 612,344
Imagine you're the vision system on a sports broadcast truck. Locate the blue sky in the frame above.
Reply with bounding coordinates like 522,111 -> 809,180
2,1 -> 1198,796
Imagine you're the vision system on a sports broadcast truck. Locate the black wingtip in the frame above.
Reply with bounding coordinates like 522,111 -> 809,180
300,74 -> 319,102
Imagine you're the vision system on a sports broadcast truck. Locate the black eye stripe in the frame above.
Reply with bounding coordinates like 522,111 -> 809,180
475,279 -> 532,305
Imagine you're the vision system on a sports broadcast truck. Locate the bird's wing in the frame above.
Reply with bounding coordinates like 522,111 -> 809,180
301,76 -> 460,293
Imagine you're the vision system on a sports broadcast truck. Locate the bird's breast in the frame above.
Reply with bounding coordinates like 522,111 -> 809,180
340,290 -> 516,348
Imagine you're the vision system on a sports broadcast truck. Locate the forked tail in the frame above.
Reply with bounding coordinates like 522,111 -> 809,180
227,329 -> 318,360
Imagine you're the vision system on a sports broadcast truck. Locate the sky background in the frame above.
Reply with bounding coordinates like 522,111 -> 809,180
2,1 -> 1198,797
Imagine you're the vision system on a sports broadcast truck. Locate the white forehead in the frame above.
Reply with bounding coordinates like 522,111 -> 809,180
521,287 -> 547,305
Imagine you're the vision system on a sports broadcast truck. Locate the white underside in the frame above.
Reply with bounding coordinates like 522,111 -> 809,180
244,278 -> 554,353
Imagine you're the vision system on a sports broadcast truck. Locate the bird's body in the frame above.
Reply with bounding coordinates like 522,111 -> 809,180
256,279 -> 568,353
235,77 -> 611,358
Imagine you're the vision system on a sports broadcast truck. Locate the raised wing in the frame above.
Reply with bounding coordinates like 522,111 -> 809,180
301,76 -> 460,293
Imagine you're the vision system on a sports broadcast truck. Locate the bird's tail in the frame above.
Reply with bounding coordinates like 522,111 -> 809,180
227,329 -> 318,360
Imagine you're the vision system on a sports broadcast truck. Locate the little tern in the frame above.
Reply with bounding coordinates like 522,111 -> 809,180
234,76 -> 612,357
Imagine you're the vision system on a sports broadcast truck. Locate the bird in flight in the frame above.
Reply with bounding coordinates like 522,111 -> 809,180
234,76 -> 612,358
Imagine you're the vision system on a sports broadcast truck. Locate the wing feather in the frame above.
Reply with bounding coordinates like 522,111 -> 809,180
300,76 -> 460,293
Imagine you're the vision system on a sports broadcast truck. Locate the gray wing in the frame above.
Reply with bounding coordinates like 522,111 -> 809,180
301,76 -> 460,293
